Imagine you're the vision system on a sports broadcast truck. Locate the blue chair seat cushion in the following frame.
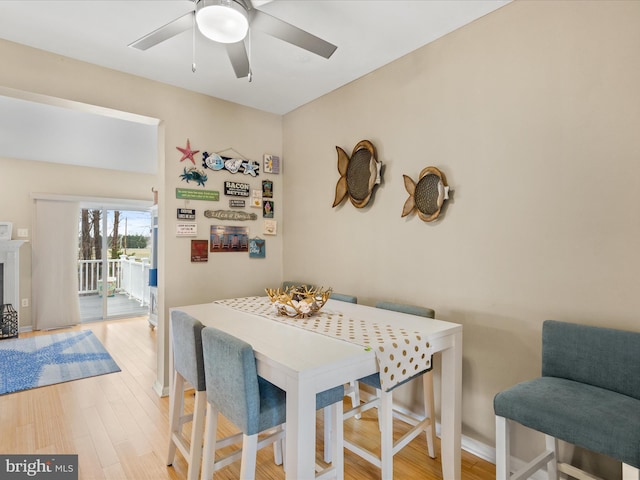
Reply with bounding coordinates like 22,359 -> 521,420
494,376 -> 640,468
316,384 -> 345,410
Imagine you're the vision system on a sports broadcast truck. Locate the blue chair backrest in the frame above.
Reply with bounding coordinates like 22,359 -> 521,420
282,281 -> 316,290
542,320 -> 640,400
201,327 -> 287,436
331,292 -> 357,303
375,301 -> 435,319
170,311 -> 206,391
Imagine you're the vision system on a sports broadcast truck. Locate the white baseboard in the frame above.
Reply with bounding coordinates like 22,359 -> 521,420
153,379 -> 169,397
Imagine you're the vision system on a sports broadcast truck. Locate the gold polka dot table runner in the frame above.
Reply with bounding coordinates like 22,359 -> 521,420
213,296 -> 433,392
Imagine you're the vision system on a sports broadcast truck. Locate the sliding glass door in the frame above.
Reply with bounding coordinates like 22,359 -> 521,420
78,207 -> 151,322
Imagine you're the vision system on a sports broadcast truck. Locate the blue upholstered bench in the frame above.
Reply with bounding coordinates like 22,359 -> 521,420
494,320 -> 640,480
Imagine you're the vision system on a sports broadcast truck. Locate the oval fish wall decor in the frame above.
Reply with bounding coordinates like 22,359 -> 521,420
402,167 -> 450,222
332,140 -> 382,208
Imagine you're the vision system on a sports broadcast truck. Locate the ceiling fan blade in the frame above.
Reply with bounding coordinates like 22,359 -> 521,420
128,11 -> 195,50
225,42 -> 251,78
249,10 -> 337,59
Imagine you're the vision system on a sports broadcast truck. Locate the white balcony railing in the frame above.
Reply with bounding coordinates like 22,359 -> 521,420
78,255 -> 149,306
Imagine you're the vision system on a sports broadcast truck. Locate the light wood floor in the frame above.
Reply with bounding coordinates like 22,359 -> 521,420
0,317 -> 496,479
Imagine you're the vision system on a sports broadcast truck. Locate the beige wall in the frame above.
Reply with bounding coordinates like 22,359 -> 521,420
282,0 -> 640,474
0,39 -> 283,393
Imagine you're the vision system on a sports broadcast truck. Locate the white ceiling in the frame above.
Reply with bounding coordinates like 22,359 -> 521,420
0,0 -> 510,115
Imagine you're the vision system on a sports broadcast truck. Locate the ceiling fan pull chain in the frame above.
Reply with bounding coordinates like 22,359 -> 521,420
247,29 -> 252,82
192,12 -> 197,73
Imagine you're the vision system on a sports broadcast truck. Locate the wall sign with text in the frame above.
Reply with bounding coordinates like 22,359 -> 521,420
176,188 -> 219,201
177,208 -> 196,220
176,223 -> 197,236
249,237 -> 266,258
224,181 -> 250,197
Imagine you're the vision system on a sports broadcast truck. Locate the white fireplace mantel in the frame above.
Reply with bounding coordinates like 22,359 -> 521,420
0,240 -> 25,311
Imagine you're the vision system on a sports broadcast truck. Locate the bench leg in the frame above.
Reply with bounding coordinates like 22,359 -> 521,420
495,415 -> 510,480
623,464 -> 640,480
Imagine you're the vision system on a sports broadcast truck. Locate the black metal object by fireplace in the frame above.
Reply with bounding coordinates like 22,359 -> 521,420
1,303 -> 18,339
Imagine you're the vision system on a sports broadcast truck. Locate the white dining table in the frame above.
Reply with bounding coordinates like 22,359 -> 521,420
170,298 -> 462,479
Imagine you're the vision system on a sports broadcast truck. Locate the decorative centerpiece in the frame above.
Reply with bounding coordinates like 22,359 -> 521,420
265,285 -> 333,319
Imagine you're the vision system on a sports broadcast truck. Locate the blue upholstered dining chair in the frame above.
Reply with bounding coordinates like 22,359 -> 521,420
342,301 -> 437,479
200,326 -> 345,480
166,311 -> 209,480
168,311 -> 268,480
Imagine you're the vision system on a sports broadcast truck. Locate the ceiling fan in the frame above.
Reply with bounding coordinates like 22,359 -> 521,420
129,0 -> 337,80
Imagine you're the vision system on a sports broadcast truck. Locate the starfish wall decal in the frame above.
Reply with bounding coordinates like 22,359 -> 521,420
176,139 -> 200,165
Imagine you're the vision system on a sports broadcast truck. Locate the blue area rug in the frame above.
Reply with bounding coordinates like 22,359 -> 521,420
0,330 -> 120,395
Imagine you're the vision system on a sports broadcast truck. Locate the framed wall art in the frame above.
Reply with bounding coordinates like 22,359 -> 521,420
262,180 -> 273,198
264,154 -> 280,174
191,240 -> 209,262
249,237 -> 266,258
210,225 -> 249,252
263,200 -> 274,218
0,222 -> 12,241
263,219 -> 277,235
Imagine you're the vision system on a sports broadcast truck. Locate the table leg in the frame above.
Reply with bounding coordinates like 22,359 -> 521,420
285,377 -> 317,480
440,331 -> 462,480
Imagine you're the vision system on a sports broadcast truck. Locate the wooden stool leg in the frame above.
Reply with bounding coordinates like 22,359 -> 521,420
202,403 -> 219,480
323,406 -> 332,463
376,388 -> 383,432
623,464 -> 640,480
167,371 -> 184,465
273,424 -> 285,466
495,415 -> 510,480
187,391 -> 207,480
240,434 -> 259,480
350,381 -> 361,419
545,435 -> 558,480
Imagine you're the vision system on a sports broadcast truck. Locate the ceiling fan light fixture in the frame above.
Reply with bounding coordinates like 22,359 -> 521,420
196,0 -> 249,44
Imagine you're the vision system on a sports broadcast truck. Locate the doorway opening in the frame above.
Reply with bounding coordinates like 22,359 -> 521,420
78,207 -> 152,322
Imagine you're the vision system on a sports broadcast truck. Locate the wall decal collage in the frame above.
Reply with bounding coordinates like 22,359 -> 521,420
174,139 -> 280,262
